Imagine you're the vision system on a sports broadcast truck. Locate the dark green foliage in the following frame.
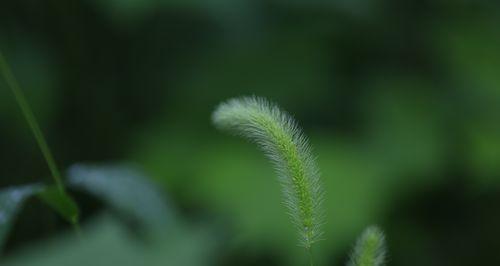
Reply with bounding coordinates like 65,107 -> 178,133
1,1 -> 499,265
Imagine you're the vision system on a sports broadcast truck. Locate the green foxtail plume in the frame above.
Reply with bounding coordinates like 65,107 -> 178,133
348,226 -> 386,266
212,96 -> 324,249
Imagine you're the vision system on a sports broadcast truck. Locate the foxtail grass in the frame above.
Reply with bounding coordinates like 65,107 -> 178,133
212,96 -> 324,252
348,226 -> 386,266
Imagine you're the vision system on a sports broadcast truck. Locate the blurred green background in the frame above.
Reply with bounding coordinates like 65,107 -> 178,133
1,1 -> 500,265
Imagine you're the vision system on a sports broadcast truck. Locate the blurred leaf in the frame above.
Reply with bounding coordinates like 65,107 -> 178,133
3,215 -> 214,266
67,163 -> 173,229
0,184 -> 44,250
38,187 -> 79,225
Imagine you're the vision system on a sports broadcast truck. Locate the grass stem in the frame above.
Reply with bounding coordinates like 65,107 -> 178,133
0,48 -> 81,235
308,247 -> 315,266
0,49 -> 65,193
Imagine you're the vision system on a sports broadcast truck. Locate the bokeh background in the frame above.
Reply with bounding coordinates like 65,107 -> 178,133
1,1 -> 500,265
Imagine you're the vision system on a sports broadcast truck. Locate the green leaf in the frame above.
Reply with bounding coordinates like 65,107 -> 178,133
67,163 -> 173,230
3,215 -> 213,266
0,184 -> 44,250
37,187 -> 80,225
